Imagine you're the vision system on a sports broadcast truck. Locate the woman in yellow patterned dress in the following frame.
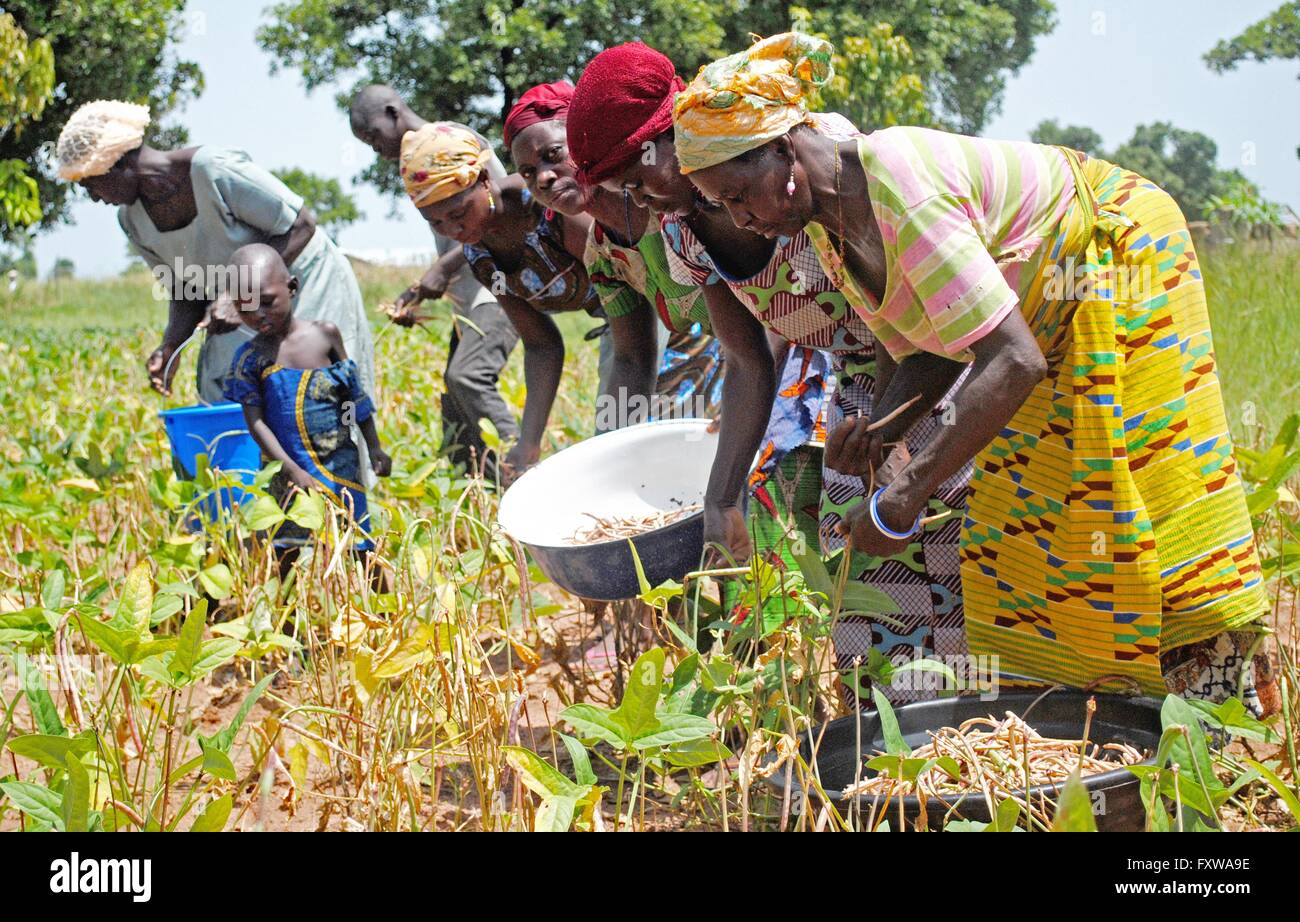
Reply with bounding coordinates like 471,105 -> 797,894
678,32 -> 1276,713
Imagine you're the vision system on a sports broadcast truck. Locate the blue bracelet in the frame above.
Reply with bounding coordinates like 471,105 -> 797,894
868,487 -> 922,541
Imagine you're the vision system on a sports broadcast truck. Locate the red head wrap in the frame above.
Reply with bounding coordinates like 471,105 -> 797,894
503,80 -> 574,149
566,43 -> 684,187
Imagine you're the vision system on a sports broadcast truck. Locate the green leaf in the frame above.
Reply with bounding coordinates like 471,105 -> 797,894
15,652 -> 63,737
840,582 -> 902,615
190,794 -> 233,832
534,795 -> 577,833
171,603 -> 207,681
111,561 -> 153,637
560,703 -> 629,748
201,746 -> 237,782
503,746 -> 582,799
791,547 -> 833,597
243,494 -> 287,531
286,491 -> 325,530
1243,759 -> 1300,822
0,781 -> 62,828
40,570 -> 65,611
253,460 -> 283,489
78,616 -> 143,665
191,638 -> 241,678
989,797 -> 1023,832
1185,696 -> 1277,743
198,671 -> 277,752
62,752 -> 90,833
663,737 -> 731,767
611,647 -> 664,739
872,687 -> 909,756
5,731 -> 95,769
1160,694 -> 1225,799
1247,487 -> 1279,516
1051,767 -> 1098,831
558,733 -> 596,787
632,712 -> 715,750
198,563 -> 233,600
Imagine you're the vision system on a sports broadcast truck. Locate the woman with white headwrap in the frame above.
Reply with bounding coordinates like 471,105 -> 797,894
55,100 -> 375,407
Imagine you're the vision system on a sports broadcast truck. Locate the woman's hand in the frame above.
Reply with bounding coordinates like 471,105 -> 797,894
370,447 -> 393,477
500,441 -> 540,486
824,416 -> 889,477
146,341 -> 183,395
838,481 -> 924,558
286,464 -> 317,494
703,502 -> 752,564
202,294 -> 243,336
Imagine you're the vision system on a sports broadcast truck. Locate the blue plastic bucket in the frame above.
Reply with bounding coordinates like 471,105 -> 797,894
159,402 -> 262,523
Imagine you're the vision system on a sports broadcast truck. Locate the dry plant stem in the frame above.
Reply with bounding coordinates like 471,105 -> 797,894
865,394 -> 924,433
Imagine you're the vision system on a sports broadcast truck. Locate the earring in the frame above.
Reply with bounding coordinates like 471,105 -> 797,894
785,165 -> 796,197
486,185 -> 497,216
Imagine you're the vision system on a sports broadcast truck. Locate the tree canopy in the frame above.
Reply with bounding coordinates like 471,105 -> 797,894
0,0 -> 203,233
257,0 -> 1058,196
1029,119 -> 1263,223
272,167 -> 363,239
0,12 -> 55,241
1204,2 -> 1299,77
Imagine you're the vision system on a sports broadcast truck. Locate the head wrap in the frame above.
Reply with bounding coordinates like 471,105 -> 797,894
55,100 -> 151,182
399,122 -> 493,208
567,43 -> 684,187
503,81 -> 574,149
672,32 -> 833,174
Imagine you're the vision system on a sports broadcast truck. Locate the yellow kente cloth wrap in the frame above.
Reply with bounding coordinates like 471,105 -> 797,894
672,31 -> 832,174
810,152 -> 1269,694
399,123 -> 492,208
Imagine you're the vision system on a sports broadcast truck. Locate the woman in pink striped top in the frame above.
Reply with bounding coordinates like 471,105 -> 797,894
680,32 -> 1275,710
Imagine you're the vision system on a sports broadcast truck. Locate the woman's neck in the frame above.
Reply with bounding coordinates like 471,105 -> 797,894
798,130 -> 865,238
587,187 -> 645,245
136,147 -> 191,206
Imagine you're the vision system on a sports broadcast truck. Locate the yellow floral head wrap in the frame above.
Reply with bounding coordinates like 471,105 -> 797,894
672,32 -> 833,174
55,100 -> 152,182
399,122 -> 493,208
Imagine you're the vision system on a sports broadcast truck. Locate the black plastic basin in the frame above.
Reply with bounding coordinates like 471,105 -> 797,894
761,690 -> 1164,831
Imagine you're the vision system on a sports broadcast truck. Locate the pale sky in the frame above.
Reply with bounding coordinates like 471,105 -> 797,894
34,0 -> 1300,277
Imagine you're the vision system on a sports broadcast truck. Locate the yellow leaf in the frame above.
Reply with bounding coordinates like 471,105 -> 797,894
58,477 -> 99,492
353,650 -> 378,707
287,742 -> 309,796
371,623 -> 440,678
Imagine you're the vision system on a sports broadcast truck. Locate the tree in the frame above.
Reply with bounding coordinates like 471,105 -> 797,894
798,16 -> 930,130
748,1 -> 1058,134
0,1 -> 203,232
1029,120 -> 1105,157
1205,2 -> 1299,77
1109,122 -> 1239,223
49,257 -> 75,281
1030,119 -> 1268,224
0,13 -> 55,241
257,0 -> 732,197
271,167 -> 363,239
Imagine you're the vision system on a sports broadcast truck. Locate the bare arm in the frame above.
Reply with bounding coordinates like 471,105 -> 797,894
147,299 -> 210,394
824,348 -> 967,477
266,205 -> 316,268
702,282 -> 777,559
497,295 -> 565,474
845,310 -> 1048,555
598,298 -> 659,433
392,247 -> 468,318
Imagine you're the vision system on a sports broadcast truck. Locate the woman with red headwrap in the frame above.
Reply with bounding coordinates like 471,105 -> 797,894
567,42 -> 975,704
506,80 -> 723,427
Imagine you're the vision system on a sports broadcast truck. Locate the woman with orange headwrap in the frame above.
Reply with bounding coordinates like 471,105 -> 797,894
399,122 -> 600,480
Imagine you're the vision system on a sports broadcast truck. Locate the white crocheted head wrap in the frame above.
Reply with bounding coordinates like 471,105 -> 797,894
56,100 -> 151,182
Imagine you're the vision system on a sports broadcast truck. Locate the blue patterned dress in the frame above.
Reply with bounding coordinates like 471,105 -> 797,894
224,344 -> 375,550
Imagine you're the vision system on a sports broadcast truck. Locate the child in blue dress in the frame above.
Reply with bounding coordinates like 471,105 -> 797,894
221,244 -> 391,560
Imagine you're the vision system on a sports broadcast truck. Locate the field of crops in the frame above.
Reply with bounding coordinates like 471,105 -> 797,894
0,243 -> 1296,833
